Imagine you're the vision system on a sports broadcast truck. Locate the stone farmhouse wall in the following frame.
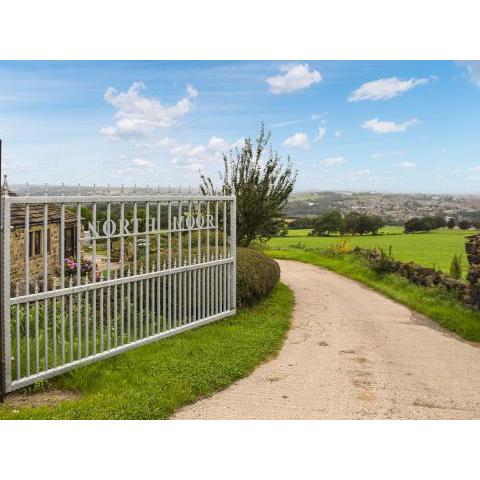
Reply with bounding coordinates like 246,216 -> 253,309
10,224 -> 61,291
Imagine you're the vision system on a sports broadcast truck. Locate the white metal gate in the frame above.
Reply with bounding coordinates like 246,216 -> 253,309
0,184 -> 236,394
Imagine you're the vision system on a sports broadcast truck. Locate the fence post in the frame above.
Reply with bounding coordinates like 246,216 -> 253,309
230,195 -> 236,311
0,140 -> 7,401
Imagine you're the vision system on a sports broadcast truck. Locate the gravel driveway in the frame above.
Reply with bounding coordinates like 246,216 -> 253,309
173,259 -> 480,419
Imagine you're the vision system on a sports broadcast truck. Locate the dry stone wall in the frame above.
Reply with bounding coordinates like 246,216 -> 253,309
465,234 -> 480,308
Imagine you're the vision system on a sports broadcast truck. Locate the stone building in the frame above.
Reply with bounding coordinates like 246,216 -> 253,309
9,203 -> 78,290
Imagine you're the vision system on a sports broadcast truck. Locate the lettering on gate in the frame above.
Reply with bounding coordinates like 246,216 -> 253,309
87,213 -> 217,240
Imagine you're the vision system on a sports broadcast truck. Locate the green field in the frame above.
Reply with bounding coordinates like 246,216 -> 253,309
270,227 -> 477,275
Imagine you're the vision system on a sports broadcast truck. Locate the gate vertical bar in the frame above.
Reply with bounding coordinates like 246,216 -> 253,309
0,189 -> 11,397
230,196 -> 236,310
0,139 -> 3,400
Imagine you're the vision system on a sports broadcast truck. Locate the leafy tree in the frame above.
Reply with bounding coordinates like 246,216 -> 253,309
368,215 -> 385,235
404,217 -> 430,233
343,211 -> 361,235
199,123 -> 297,247
428,216 -> 447,229
289,216 -> 316,230
458,219 -> 472,230
342,212 -> 385,235
447,217 -> 456,229
311,210 -> 344,236
449,254 -> 463,279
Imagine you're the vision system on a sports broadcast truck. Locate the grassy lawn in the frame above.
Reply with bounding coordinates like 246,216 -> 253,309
272,227 -> 477,275
269,249 -> 480,342
0,283 -> 293,420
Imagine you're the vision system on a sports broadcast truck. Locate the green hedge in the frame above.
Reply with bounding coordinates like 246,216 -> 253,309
237,247 -> 280,308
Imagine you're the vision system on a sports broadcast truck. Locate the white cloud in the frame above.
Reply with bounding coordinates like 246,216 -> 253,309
458,61 -> 480,88
282,132 -> 310,149
116,157 -> 155,177
322,156 -> 346,166
186,84 -> 198,98
468,166 -> 480,172
334,130 -> 342,138
362,118 -> 419,134
101,82 -> 198,139
138,135 -> 243,171
370,151 -> 405,159
132,157 -> 154,168
394,161 -> 416,168
316,126 -> 327,142
352,168 -> 370,176
266,64 -> 322,94
348,76 -> 428,102
207,136 -> 231,152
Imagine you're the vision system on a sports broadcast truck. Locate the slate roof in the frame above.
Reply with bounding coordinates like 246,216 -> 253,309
10,204 -> 78,228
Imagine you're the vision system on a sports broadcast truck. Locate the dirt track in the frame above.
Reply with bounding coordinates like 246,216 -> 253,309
173,260 -> 480,419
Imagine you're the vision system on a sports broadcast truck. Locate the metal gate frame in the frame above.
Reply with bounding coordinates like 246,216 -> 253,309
0,183 -> 236,396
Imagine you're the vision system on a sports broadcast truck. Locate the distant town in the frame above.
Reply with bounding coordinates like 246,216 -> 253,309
287,191 -> 480,225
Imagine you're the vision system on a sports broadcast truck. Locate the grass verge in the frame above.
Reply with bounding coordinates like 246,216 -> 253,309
270,249 -> 480,342
0,282 -> 293,420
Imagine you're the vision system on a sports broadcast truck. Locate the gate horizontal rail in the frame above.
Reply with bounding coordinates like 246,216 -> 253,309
1,188 -> 236,394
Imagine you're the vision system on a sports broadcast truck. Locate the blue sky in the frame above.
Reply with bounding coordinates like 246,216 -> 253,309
1,60 -> 480,193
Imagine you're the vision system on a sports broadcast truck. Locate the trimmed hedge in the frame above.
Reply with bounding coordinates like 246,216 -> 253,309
237,247 -> 281,308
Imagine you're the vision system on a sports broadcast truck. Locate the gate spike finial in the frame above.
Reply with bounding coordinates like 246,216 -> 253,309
62,182 -> 65,196
134,184 -> 137,194
163,260 -> 166,270
25,181 -> 29,196
77,183 -> 81,196
44,182 -> 48,196
35,280 -> 39,293
174,258 -> 177,268
15,283 -> 20,296
121,184 -> 124,194
69,276 -> 73,287
107,183 -> 111,195
93,183 -> 96,194
2,174 -> 9,195
157,184 -> 160,194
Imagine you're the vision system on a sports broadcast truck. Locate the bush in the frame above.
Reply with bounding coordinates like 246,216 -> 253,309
458,220 -> 472,230
236,247 -> 280,308
369,246 -> 397,275
449,254 -> 463,279
404,215 -> 447,233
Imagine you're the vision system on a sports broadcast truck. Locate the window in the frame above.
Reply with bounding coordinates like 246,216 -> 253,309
64,227 -> 76,258
28,228 -> 51,257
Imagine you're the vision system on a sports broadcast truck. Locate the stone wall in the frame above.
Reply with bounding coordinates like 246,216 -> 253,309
465,234 -> 480,308
10,224 -> 61,293
352,247 -> 467,299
